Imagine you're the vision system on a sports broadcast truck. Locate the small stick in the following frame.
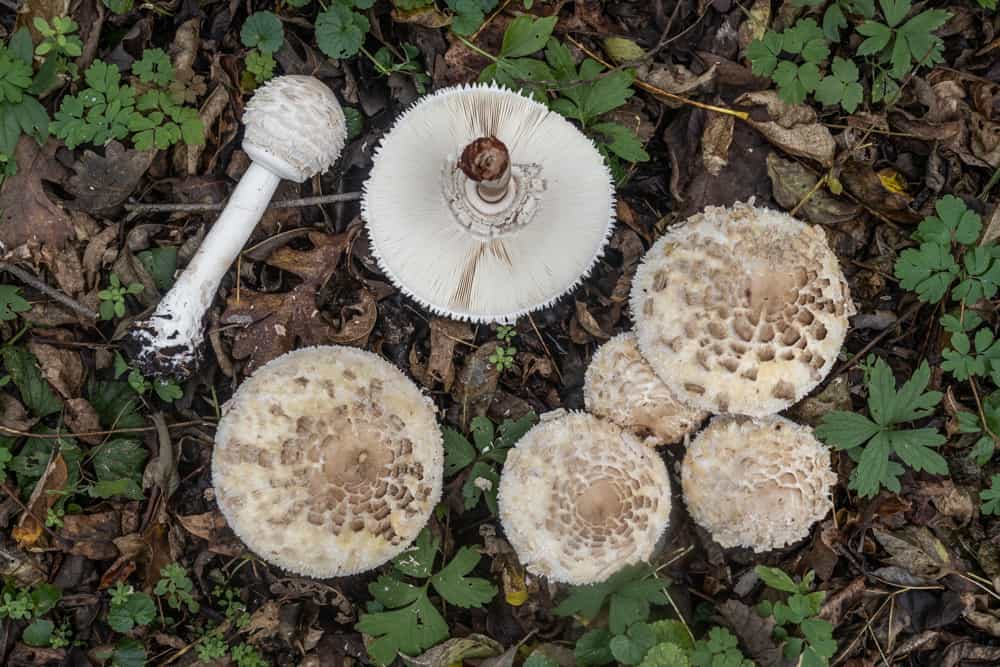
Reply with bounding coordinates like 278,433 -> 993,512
123,191 -> 362,214
0,261 -> 99,321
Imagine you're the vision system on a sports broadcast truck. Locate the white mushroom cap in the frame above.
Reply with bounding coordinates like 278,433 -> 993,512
629,202 -> 855,417
211,346 -> 443,577
497,411 -> 671,585
681,415 -> 835,552
584,333 -> 709,446
362,84 -> 615,322
242,75 -> 347,183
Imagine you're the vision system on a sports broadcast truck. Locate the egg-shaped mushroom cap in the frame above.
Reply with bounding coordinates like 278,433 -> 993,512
629,202 -> 855,417
681,415 -> 835,552
584,333 -> 709,446
362,84 -> 615,323
497,411 -> 671,585
242,75 -> 347,183
211,346 -> 443,578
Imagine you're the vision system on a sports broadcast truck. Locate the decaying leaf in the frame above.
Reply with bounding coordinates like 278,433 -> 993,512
702,113 -> 734,176
0,138 -> 73,251
14,453 -> 68,548
405,635 -> 503,667
736,91 -> 837,166
766,153 -> 860,224
874,527 -> 961,579
422,318 -> 473,391
641,63 -> 717,109
66,142 -> 155,214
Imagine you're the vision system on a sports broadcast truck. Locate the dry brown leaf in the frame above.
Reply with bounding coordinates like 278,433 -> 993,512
82,224 -> 120,290
66,142 -> 155,214
0,138 -> 73,251
13,453 -> 68,548
40,244 -> 85,298
574,301 -> 610,340
392,5 -> 451,27
177,510 -> 243,556
738,0 -> 771,51
702,113 -> 734,176
766,153 -> 860,224
0,394 -> 37,433
971,112 -> 1000,167
640,63 -> 718,109
424,318 -> 474,390
840,160 -> 919,223
874,526 -> 961,579
736,90 -> 836,165
27,338 -> 84,399
451,342 -> 499,424
55,511 -> 121,560
716,599 -> 791,667
64,398 -> 103,445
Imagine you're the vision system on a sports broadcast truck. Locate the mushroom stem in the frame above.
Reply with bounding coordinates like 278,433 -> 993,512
124,162 -> 282,379
459,136 -> 511,203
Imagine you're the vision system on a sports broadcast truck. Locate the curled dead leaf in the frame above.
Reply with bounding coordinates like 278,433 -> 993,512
736,90 -> 836,166
14,453 -> 68,548
766,153 -> 860,224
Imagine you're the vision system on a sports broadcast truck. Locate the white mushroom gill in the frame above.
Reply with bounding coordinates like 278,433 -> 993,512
362,84 -> 616,323
211,346 -> 443,577
681,414 -> 836,553
629,202 -> 856,417
125,76 -> 347,379
497,411 -> 671,585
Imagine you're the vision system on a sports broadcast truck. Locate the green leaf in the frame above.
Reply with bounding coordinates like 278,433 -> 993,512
442,427 -> 475,476
241,11 -> 285,55
851,431 -> 895,497
136,247 -> 177,291
356,594 -> 449,665
886,429 -> 947,474
392,528 -> 438,578
894,242 -> 959,304
581,69 -> 636,122
430,546 -> 497,608
368,575 -> 423,608
469,416 -> 495,452
610,623 -> 657,665
1,347 -> 63,417
315,4 -> 370,60
981,475 -> 1000,515
575,629 -> 614,666
822,4 -> 848,40
446,0 -> 498,36
111,639 -> 146,667
879,0 -> 911,27
746,32 -> 783,77
773,61 -> 820,105
755,565 -> 801,593
500,15 -> 558,58
132,49 -> 175,86
0,284 -> 31,320
648,620 -> 694,651
590,122 -> 650,163
22,619 -> 54,647
856,21 -> 892,55
638,643 -> 689,667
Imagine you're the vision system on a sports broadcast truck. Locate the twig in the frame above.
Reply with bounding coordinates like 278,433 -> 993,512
830,301 -> 923,378
0,261 -> 99,321
123,191 -> 362,214
0,419 -> 211,440
565,35 -> 750,121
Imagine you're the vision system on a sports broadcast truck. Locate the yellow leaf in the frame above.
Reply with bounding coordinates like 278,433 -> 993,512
878,168 -> 908,195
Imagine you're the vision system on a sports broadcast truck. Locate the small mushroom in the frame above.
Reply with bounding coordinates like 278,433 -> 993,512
584,332 -> 709,446
497,411 -> 671,584
681,415 -> 835,552
125,76 -> 347,379
363,84 -> 615,322
629,202 -> 855,416
211,345 -> 443,577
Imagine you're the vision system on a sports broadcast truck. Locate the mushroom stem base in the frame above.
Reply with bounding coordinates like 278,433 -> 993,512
125,162 -> 283,379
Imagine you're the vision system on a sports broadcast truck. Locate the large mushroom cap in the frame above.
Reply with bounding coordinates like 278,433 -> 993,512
681,415 -> 835,552
629,202 -> 855,417
212,346 -> 443,577
497,411 -> 671,584
242,75 -> 347,182
363,84 -> 615,322
584,332 -> 709,446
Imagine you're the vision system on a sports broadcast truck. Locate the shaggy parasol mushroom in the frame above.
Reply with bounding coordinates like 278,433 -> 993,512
497,411 -> 671,584
211,345 -> 443,577
125,76 -> 347,378
681,415 -> 835,552
629,202 -> 855,416
584,332 -> 709,446
363,84 -> 615,322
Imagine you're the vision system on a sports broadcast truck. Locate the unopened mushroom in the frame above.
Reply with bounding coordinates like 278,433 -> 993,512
363,84 -> 615,322
630,202 -> 855,416
126,76 -> 347,378
681,415 -> 835,552
584,333 -> 708,446
497,411 -> 671,584
211,345 -> 443,577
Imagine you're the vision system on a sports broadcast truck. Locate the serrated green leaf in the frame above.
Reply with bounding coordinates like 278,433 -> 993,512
315,4 -> 370,60
747,32 -> 783,77
500,15 -> 557,58
430,546 -> 497,608
241,11 -> 285,54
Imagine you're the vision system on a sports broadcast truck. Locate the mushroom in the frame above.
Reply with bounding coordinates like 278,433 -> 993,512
125,76 -> 347,378
629,202 -> 855,416
362,84 -> 615,322
211,345 -> 443,577
584,332 -> 709,446
681,415 -> 835,552
497,411 -> 671,584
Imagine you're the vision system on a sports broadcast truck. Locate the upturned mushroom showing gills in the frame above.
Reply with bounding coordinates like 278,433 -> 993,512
497,411 -> 671,585
584,332 -> 709,446
211,346 -> 443,577
362,84 -> 615,322
629,202 -> 855,417
125,76 -> 347,379
681,415 -> 836,553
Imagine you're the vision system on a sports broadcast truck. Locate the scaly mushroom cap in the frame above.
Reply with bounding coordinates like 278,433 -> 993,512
242,75 -> 347,182
362,84 -> 615,322
629,202 -> 855,416
584,333 -> 708,446
498,411 -> 671,584
212,346 -> 443,577
681,415 -> 835,552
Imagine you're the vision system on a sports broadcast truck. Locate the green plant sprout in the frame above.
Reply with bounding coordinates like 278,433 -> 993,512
98,273 -> 143,320
755,567 -> 836,667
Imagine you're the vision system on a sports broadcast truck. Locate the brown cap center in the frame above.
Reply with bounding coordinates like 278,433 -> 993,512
575,480 -> 623,525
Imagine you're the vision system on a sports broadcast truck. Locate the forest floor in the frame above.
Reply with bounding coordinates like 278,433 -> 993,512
2,0 -> 1000,666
